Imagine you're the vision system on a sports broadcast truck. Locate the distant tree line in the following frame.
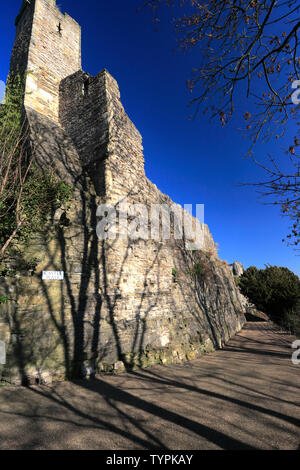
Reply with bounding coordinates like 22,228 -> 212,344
239,265 -> 300,335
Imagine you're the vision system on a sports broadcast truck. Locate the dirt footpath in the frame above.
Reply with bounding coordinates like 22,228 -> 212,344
0,322 -> 299,450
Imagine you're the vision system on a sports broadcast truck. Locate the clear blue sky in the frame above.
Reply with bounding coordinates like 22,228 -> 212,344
0,0 -> 299,276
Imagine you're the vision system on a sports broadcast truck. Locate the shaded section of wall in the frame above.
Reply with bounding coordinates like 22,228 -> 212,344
9,0 -> 35,77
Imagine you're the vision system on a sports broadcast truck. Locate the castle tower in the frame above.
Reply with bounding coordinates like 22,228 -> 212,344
10,0 -> 81,122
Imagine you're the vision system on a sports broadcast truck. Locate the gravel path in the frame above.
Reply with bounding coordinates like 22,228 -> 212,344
0,322 -> 299,450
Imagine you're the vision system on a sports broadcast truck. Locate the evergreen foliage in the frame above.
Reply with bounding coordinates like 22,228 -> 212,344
239,265 -> 300,335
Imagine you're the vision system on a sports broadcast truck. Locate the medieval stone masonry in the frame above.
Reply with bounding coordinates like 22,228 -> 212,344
0,0 -> 246,384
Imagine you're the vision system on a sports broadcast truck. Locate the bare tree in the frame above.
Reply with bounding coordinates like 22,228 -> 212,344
0,120 -> 73,260
142,0 -> 300,247
0,123 -> 33,258
0,72 -> 73,266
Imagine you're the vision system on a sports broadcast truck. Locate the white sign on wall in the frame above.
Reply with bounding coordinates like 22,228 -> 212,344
42,271 -> 64,281
0,340 -> 5,365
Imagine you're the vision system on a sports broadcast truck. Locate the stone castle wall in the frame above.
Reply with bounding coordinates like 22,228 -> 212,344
0,0 -> 246,384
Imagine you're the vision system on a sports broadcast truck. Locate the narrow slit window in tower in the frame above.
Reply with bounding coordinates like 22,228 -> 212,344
82,79 -> 89,97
